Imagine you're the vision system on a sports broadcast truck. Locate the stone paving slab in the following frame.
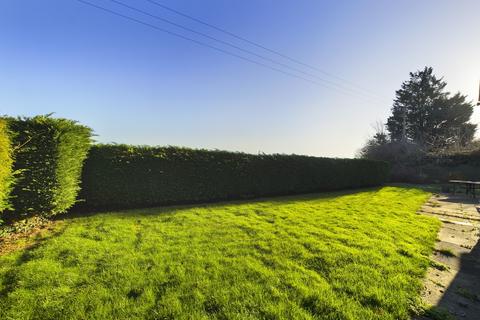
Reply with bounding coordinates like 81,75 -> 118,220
418,194 -> 480,320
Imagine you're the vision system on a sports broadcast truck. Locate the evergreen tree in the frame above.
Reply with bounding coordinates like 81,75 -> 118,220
386,67 -> 476,150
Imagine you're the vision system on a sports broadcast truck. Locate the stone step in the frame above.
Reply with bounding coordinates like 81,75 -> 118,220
419,209 -> 480,222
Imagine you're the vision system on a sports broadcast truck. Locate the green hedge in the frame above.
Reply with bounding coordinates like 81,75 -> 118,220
0,119 -> 14,213
79,145 -> 389,209
6,116 -> 92,218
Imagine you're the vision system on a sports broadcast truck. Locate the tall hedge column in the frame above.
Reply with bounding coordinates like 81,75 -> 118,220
0,119 -> 14,216
7,116 -> 92,219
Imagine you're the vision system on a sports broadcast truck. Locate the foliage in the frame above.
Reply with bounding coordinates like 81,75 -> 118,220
360,141 -> 424,164
79,144 -> 390,210
359,67 -> 478,182
357,135 -> 389,160
0,187 -> 439,319
360,135 -> 480,183
359,138 -> 427,182
386,67 -> 476,151
5,115 -> 92,219
0,119 -> 14,215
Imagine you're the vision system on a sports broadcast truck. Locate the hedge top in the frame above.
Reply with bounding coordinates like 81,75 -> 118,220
2,115 -> 389,218
79,143 -> 389,209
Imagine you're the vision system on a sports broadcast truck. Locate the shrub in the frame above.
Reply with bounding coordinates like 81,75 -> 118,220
6,115 -> 92,219
0,119 -> 14,214
79,144 -> 389,210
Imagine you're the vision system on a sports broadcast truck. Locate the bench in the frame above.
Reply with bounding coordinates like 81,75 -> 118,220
449,180 -> 480,198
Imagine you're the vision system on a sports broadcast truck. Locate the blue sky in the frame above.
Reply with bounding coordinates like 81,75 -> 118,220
1,0 -> 479,157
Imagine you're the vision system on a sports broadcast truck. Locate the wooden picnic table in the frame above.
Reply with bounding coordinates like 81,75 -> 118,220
449,180 -> 480,198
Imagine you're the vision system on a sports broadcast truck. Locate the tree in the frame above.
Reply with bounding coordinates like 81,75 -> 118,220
357,122 -> 388,159
386,67 -> 476,151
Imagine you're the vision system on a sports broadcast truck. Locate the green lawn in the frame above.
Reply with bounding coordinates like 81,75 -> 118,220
0,186 -> 439,320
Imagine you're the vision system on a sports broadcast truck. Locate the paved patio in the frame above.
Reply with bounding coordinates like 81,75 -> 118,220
418,194 -> 480,319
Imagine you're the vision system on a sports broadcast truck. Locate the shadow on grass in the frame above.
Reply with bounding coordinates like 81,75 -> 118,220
3,186 -> 388,260
389,183 -> 443,194
0,224 -> 68,299
62,186 -> 385,220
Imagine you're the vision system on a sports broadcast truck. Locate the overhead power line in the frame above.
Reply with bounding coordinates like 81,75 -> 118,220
146,0 -> 386,101
107,0 -> 378,101
76,0 -> 326,87
76,0 -> 385,103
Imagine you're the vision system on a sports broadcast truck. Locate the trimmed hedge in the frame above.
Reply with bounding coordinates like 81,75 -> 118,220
79,145 -> 389,209
0,119 -> 14,213
6,116 -> 92,218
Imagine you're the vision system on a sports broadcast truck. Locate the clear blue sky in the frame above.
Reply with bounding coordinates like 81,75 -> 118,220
1,0 -> 479,157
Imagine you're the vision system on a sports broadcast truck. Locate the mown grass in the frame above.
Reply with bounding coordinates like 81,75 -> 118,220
0,186 -> 439,319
